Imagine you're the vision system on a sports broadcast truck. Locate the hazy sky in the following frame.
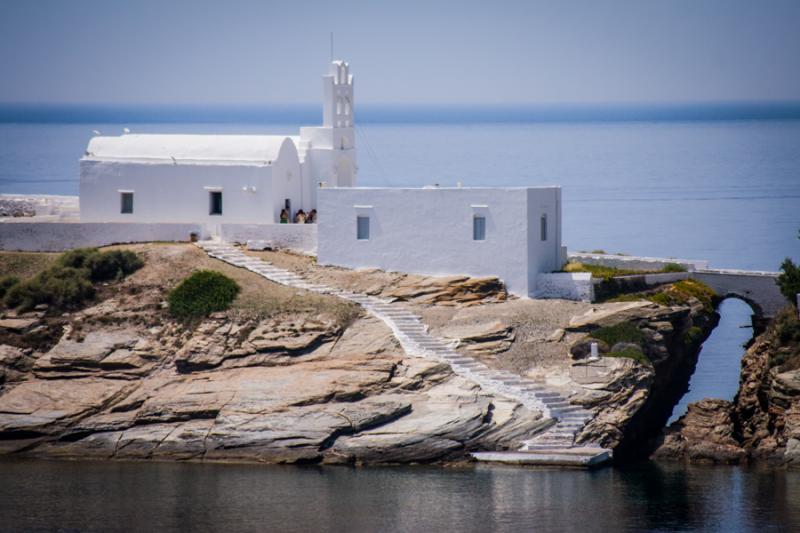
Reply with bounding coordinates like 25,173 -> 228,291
1,0 -> 799,106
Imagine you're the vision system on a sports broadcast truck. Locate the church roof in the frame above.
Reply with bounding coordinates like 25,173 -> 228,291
83,134 -> 297,166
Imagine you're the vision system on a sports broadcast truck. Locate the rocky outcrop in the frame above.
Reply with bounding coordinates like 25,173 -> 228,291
651,399 -> 746,464
382,275 -> 507,307
651,308 -> 800,467
565,299 -> 719,456
440,320 -> 515,358
0,198 -> 36,217
0,304 -> 545,464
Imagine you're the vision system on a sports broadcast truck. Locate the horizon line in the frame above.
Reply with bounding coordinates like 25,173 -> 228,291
1,101 -> 799,124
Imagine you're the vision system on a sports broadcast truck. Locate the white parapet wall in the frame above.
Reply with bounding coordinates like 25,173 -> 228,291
534,272 -> 594,302
0,222 -> 203,252
219,223 -> 317,254
568,252 -> 708,272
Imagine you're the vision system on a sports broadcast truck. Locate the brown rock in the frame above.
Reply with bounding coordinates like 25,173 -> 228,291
0,318 -> 39,333
651,399 -> 745,464
382,275 -> 506,306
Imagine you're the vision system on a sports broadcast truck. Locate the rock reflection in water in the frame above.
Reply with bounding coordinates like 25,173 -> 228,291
1,460 -> 799,532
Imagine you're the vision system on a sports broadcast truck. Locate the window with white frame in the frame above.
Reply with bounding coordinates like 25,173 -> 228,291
356,216 -> 370,240
120,192 -> 134,214
473,216 -> 486,241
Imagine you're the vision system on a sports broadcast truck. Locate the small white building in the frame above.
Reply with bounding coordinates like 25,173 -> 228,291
317,187 -> 565,297
79,60 -> 358,225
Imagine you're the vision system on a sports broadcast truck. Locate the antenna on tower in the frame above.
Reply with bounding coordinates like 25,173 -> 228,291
330,32 -> 334,61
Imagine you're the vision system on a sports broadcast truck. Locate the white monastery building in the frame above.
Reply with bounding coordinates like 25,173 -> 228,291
80,60 -> 357,225
77,60 -> 568,298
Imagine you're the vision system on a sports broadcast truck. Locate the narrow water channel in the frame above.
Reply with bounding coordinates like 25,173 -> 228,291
668,298 -> 754,423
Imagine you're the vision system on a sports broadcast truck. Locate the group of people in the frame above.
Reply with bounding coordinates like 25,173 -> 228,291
279,208 -> 317,224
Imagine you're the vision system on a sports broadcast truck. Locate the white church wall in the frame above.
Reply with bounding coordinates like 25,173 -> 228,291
0,222 -> 202,252
270,141 -> 306,217
527,187 -> 563,292
220,223 -> 317,254
80,160 -> 276,225
317,187 -> 561,297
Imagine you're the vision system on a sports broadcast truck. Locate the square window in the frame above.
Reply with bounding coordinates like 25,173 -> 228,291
473,216 -> 486,241
120,192 -> 134,214
356,216 -> 370,240
209,191 -> 223,215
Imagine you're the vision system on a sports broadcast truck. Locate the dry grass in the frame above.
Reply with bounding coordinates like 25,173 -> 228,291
0,251 -> 60,280
106,243 -> 360,326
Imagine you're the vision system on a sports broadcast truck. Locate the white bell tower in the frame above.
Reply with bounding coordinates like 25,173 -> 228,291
323,60 -> 354,130
299,59 -> 358,209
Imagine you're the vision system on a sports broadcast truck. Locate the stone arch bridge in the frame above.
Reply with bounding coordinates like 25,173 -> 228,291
690,268 -> 784,328
568,252 -> 786,327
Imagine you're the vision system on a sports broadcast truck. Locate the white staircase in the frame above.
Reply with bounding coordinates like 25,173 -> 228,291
196,240 -> 606,457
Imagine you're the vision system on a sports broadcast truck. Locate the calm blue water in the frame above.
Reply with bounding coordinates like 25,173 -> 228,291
0,459 -> 798,533
669,298 -> 755,423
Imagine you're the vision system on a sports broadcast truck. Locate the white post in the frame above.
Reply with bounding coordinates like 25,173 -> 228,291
589,341 -> 600,362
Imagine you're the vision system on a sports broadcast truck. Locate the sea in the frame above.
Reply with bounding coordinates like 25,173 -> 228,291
0,106 -> 799,531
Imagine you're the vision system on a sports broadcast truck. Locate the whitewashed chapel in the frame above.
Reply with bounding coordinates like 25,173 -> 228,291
80,60 -> 357,224
78,60 -> 566,297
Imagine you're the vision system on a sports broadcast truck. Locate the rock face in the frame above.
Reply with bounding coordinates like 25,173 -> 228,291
440,320 -> 515,358
381,275 -> 506,307
0,198 -> 36,217
566,300 -> 719,455
0,305 -> 544,464
651,308 -> 800,467
651,399 -> 746,464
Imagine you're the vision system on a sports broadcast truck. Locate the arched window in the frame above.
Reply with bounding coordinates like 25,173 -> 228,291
336,98 -> 342,114
344,99 -> 351,115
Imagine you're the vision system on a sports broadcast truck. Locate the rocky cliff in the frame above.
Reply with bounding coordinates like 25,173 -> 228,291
652,308 -> 800,466
562,298 -> 718,459
0,244 -> 727,465
0,245 -> 547,464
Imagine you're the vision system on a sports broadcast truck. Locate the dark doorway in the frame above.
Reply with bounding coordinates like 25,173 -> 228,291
209,191 -> 223,215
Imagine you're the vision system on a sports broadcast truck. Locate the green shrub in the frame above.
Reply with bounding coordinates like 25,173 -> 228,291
606,346 -> 650,365
777,258 -> 800,306
2,248 -> 142,312
563,262 -> 643,280
590,321 -> 645,347
684,326 -> 704,348
4,266 -> 95,311
57,248 -> 144,282
768,308 -> 800,369
86,250 -> 144,281
168,270 -> 241,320
662,263 -> 687,273
56,248 -> 102,271
0,275 -> 20,301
